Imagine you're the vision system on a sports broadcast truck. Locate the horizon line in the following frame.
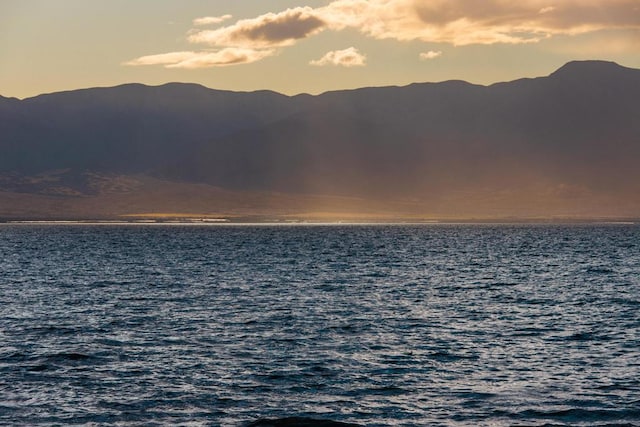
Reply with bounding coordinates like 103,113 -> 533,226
3,59 -> 632,101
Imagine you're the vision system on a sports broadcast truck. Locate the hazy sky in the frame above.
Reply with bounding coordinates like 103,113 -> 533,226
1,0 -> 639,98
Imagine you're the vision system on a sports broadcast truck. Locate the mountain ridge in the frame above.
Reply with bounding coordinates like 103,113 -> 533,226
1,60 -> 639,220
13,60 -> 635,102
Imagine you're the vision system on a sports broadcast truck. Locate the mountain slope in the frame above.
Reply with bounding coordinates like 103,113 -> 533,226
1,60 -> 639,220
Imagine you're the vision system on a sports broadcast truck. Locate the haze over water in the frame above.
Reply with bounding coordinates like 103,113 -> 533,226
1,224 -> 639,426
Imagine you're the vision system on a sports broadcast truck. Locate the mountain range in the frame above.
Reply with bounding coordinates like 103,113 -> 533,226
1,60 -> 639,221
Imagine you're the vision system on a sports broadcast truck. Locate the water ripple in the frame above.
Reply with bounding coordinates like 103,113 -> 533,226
0,224 -> 639,426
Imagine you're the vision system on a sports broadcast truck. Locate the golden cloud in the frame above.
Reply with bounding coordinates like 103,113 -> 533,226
188,7 -> 326,48
316,0 -> 640,45
124,48 -> 276,68
125,0 -> 640,69
419,50 -> 443,60
548,29 -> 640,55
193,15 -> 233,26
310,47 -> 366,67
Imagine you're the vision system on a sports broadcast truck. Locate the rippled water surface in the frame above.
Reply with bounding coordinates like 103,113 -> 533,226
1,224 -> 639,426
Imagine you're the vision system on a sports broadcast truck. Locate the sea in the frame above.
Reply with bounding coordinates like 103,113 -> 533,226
1,223 -> 639,426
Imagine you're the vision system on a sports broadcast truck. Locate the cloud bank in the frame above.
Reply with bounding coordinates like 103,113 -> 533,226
126,0 -> 640,69
317,0 -> 640,45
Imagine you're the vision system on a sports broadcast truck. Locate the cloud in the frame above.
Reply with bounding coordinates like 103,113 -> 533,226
188,7 -> 326,48
193,15 -> 232,26
420,50 -> 442,60
310,47 -> 366,67
125,51 -> 197,66
124,48 -> 276,68
548,29 -> 640,55
126,0 -> 640,69
127,7 -> 327,69
315,0 -> 640,45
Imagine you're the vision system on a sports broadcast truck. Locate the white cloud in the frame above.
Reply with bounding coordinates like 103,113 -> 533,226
420,50 -> 442,60
193,15 -> 232,26
310,47 -> 366,67
124,48 -> 276,68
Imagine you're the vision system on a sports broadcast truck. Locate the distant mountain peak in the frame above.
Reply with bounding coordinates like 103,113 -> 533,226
550,60 -> 631,78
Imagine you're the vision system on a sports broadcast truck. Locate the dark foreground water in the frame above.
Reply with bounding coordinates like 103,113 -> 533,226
1,224 -> 639,426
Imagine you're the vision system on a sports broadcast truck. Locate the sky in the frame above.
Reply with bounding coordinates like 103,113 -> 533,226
1,0 -> 639,99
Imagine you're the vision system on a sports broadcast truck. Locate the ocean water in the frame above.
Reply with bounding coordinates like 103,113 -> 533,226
1,223 -> 639,426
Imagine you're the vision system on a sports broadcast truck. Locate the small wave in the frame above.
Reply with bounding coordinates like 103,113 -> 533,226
480,282 -> 519,289
10,352 -> 97,372
429,351 -> 479,362
566,331 -> 606,342
585,266 -> 615,274
46,352 -> 94,362
363,271 -> 387,278
24,364 -> 48,372
246,417 -> 362,427
1,352 -> 27,362
596,382 -> 639,392
453,391 -> 497,400
512,407 -> 640,423
27,325 -> 84,335
363,385 -> 407,396
510,327 -> 545,337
